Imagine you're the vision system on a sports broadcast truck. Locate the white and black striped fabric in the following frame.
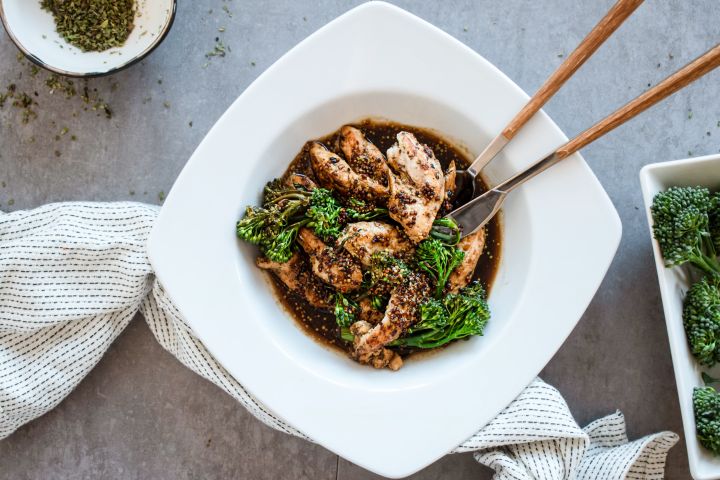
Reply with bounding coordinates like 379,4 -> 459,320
0,202 -> 678,479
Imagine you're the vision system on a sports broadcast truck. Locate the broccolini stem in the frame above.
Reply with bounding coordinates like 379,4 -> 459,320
694,251 -> 720,277
266,191 -> 311,204
430,218 -> 461,245
340,327 -> 354,343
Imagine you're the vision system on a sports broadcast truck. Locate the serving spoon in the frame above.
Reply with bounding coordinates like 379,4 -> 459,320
447,43 -> 720,239
454,0 -> 644,203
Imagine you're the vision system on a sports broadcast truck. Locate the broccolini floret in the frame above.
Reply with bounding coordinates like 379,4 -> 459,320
389,281 -> 490,349
333,292 -> 358,328
305,188 -> 344,240
683,276 -> 720,366
430,217 -> 461,245
651,186 -> 720,275
710,191 -> 720,252
236,180 -> 386,263
415,239 -> 465,298
694,385 -> 720,455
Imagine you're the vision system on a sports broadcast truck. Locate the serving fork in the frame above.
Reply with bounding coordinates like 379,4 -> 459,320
448,43 -> 720,238
454,0 -> 645,202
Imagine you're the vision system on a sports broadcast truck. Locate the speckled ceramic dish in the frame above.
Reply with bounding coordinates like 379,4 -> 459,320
0,0 -> 176,77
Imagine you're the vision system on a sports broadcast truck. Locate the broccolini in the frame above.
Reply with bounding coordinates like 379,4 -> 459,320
651,186 -> 720,275
683,276 -> 720,366
389,281 -> 490,349
236,180 -> 386,263
415,239 -> 465,297
694,385 -> 720,455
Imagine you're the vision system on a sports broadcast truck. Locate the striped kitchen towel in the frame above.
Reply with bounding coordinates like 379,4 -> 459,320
0,202 -> 678,479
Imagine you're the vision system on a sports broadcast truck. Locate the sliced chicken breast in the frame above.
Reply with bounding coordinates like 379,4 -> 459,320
297,228 -> 363,293
338,125 -> 389,186
352,271 -> 430,358
442,160 -> 456,211
256,253 -> 332,308
309,142 -> 388,201
386,132 -> 445,242
446,228 -> 486,293
349,321 -> 403,370
337,221 -> 414,266
357,297 -> 384,325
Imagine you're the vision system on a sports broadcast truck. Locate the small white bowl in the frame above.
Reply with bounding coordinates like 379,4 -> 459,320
0,0 -> 176,77
640,154 -> 720,480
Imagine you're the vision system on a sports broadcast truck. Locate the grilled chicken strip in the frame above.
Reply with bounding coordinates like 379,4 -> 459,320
337,221 -> 414,266
297,228 -> 363,293
350,321 -> 403,370
357,297 -> 384,325
442,160 -> 456,212
352,271 -> 431,358
309,142 -> 388,201
338,125 -> 389,187
256,253 -> 332,308
386,132 -> 445,243
446,228 -> 486,293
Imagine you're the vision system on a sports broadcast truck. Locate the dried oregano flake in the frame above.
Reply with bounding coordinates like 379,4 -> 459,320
41,0 -> 135,52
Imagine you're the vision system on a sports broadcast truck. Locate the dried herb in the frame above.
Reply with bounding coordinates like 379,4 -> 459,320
206,38 -> 227,58
41,0 -> 135,52
0,84 -> 38,123
45,74 -> 76,98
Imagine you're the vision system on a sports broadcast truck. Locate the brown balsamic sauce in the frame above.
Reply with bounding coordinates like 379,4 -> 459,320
267,119 -> 503,356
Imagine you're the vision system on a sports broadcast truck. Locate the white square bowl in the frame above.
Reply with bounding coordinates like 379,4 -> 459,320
147,2 -> 622,477
640,154 -> 720,480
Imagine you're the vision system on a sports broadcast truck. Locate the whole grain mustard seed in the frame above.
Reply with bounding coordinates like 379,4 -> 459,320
41,0 -> 135,52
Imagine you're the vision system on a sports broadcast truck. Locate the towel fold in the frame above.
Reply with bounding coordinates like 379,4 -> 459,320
0,202 -> 678,479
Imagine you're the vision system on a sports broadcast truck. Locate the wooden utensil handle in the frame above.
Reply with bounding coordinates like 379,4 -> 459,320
557,44 -> 720,159
501,0 -> 644,141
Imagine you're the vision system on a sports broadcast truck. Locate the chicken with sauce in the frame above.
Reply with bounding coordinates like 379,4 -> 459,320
236,121 -> 499,370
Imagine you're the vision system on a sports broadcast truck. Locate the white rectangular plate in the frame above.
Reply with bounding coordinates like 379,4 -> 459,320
640,153 -> 720,480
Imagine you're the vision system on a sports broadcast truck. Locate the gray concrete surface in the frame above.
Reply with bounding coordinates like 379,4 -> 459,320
1,0 -> 718,478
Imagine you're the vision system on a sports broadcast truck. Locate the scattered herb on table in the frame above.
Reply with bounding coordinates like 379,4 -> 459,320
41,0 -> 136,52
206,38 -> 228,58
0,84 -> 38,124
